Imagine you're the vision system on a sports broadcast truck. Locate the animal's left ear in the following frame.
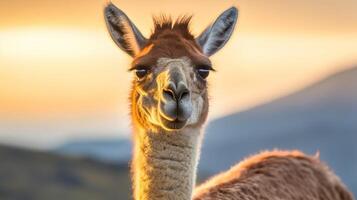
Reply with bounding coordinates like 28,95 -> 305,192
196,7 -> 238,56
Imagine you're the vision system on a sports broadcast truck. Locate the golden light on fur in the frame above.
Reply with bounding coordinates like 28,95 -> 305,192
194,150 -> 308,195
135,44 -> 154,59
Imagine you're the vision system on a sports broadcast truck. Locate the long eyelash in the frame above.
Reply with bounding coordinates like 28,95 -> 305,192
128,65 -> 149,72
197,65 -> 215,71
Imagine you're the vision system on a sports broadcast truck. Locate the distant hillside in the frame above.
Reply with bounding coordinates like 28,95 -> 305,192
200,66 -> 357,195
55,138 -> 131,164
0,145 -> 131,200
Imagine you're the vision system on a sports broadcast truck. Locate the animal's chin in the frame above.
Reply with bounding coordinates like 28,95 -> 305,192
159,115 -> 188,131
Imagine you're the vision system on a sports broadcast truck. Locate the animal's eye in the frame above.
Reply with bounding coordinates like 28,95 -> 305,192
135,68 -> 148,79
197,67 -> 210,79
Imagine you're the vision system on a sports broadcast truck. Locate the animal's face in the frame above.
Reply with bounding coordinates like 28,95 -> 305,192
104,3 -> 238,132
132,55 -> 210,131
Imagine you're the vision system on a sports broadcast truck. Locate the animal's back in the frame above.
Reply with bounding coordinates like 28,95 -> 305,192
194,150 -> 354,200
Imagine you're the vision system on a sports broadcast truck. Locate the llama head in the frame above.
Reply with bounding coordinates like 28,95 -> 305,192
104,3 -> 238,132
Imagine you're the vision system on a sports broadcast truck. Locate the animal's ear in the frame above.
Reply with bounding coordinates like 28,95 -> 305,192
104,3 -> 147,57
196,7 -> 238,57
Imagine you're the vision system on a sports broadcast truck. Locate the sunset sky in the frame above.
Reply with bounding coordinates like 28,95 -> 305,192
1,0 -> 357,149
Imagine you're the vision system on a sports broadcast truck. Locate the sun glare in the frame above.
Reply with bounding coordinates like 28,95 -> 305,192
0,28 -> 111,62
0,28 -> 131,119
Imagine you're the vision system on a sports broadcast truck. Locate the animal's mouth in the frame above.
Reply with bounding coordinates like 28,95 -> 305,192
159,115 -> 187,131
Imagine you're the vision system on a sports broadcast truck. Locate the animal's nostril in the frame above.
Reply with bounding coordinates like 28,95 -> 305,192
179,89 -> 190,101
163,82 -> 189,102
163,89 -> 176,100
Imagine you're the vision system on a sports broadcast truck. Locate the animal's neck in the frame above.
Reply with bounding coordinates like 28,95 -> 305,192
132,126 -> 202,200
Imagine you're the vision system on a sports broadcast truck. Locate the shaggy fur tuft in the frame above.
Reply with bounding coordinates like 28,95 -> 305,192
150,15 -> 195,40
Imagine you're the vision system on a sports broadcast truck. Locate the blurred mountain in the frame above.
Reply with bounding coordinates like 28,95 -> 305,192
0,145 -> 131,200
55,138 -> 131,164
200,66 -> 357,195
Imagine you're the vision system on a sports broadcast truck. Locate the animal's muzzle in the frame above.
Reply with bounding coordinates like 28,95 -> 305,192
159,66 -> 193,127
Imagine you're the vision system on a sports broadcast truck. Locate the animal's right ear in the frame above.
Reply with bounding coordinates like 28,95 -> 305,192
104,3 -> 147,57
196,7 -> 238,57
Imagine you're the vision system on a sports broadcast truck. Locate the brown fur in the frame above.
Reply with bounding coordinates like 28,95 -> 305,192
194,150 -> 354,200
131,16 -> 212,73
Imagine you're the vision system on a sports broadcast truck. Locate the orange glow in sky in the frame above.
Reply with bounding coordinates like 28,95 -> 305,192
0,0 -> 357,148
